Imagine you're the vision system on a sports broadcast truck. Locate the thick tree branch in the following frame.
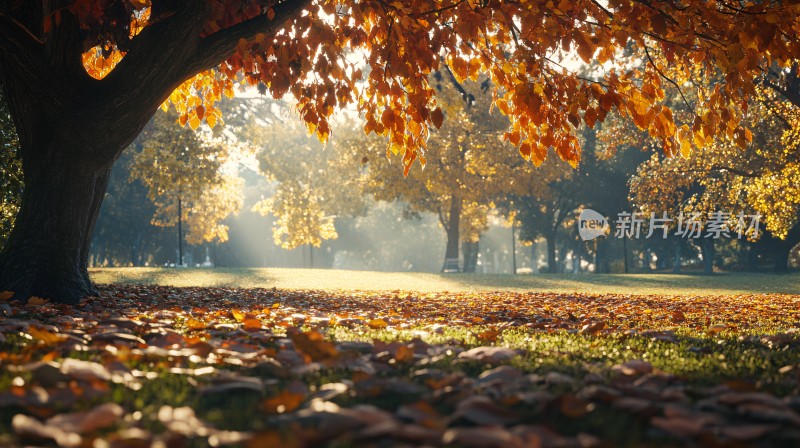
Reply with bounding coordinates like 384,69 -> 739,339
194,0 -> 313,73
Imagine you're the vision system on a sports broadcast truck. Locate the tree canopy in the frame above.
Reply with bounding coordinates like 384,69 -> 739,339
7,0 -> 797,169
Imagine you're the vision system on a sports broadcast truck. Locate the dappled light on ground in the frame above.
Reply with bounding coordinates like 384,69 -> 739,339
2,285 -> 800,446
91,267 -> 800,295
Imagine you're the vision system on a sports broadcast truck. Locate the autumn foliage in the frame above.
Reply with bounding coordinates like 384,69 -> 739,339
70,0 -> 800,172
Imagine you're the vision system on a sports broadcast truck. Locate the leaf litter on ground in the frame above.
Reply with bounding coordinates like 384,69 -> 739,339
0,284 -> 799,446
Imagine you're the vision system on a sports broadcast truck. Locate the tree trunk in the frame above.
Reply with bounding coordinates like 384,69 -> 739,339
701,239 -> 715,275
774,223 -> 800,273
545,233 -> 557,273
441,195 -> 462,272
462,240 -> 479,273
774,246 -> 790,273
0,155 -> 112,303
672,239 -> 682,274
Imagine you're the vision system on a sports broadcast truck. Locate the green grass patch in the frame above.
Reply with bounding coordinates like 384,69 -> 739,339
90,267 -> 800,296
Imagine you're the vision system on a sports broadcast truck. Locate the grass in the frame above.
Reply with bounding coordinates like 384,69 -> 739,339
3,271 -> 799,446
90,267 -> 800,295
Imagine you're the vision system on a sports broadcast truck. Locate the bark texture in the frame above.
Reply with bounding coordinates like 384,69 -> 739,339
0,0 -> 309,303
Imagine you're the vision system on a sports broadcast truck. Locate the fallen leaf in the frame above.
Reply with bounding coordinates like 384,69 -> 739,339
453,395 -> 518,426
580,321 -> 606,335
48,402 -> 124,433
396,401 -> 443,428
708,324 -> 727,335
231,309 -> 246,322
186,318 -> 208,330
559,394 -> 594,418
718,424 -> 778,440
650,416 -> 706,438
442,426 -> 522,448
476,329 -> 500,342
243,316 -> 262,331
612,359 -> 653,376
28,326 -> 66,344
367,318 -> 389,329
289,330 -> 339,363
458,346 -> 518,363
263,389 -> 305,414
27,296 -> 48,305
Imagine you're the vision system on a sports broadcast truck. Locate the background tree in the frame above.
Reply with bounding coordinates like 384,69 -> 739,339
90,149 -> 172,267
247,110 -> 366,263
630,93 -> 800,273
353,76 -> 554,271
130,111 -> 243,251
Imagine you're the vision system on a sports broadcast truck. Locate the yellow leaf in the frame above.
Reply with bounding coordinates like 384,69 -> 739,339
186,318 -> 207,330
231,309 -> 246,322
189,114 -> 201,130
367,318 -> 389,329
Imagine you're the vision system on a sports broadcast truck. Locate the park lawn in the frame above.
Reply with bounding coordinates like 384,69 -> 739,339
90,266 -> 800,295
1,274 -> 799,447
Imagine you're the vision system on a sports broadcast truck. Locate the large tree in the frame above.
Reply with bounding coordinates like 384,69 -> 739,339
1,0 -> 799,302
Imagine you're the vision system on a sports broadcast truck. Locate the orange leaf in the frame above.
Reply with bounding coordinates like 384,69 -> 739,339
28,297 -> 48,306
394,345 -> 415,363
431,107 -> 444,129
580,321 -> 606,335
262,390 -> 304,414
476,329 -> 500,342
671,310 -> 686,324
288,330 -> 339,363
243,317 -> 262,331
0,291 -> 13,300
28,326 -> 65,344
